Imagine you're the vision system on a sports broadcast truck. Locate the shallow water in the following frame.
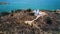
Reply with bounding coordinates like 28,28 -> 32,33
0,0 -> 60,12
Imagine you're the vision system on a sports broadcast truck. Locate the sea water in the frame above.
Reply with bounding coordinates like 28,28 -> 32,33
0,0 -> 60,12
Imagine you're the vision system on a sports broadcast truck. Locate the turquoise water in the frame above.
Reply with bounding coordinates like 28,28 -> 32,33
0,0 -> 60,12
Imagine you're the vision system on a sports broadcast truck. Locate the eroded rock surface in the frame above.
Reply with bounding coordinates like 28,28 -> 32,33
0,10 -> 60,34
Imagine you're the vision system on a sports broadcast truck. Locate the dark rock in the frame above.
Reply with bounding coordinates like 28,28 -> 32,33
45,16 -> 52,25
29,13 -> 34,16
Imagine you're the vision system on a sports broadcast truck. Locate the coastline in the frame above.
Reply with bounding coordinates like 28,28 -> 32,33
0,9 -> 59,16
0,9 -> 60,34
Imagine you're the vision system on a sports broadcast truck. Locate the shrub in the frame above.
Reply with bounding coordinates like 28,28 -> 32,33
26,9 -> 32,12
15,9 -> 22,13
45,16 -> 52,25
1,12 -> 10,16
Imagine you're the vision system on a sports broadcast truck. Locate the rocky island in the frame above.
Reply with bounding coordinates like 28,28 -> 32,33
0,2 -> 8,5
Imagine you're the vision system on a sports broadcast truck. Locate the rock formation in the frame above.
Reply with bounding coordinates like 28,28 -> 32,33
0,10 -> 60,34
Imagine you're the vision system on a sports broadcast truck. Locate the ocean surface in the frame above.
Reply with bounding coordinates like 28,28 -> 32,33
0,0 -> 60,12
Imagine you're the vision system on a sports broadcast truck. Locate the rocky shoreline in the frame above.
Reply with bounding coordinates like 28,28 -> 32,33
0,9 -> 60,34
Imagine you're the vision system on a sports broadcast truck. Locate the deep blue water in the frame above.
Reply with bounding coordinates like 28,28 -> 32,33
0,0 -> 60,12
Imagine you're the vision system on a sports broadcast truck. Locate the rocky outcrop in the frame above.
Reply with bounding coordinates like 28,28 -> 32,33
0,10 -> 60,34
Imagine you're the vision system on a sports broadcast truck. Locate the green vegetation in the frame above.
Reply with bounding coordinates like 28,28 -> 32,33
0,12 -> 10,16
